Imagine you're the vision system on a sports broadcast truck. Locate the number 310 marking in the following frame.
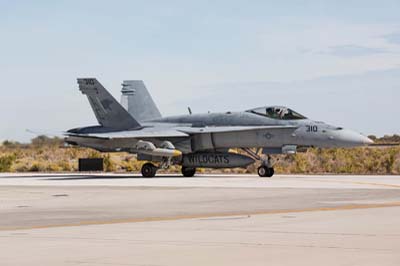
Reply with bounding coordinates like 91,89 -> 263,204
306,125 -> 318,132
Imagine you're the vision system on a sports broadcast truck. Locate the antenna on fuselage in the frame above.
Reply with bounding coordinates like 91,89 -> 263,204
188,107 -> 192,115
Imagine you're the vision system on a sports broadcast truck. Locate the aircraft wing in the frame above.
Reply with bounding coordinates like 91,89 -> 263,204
65,125 -> 298,140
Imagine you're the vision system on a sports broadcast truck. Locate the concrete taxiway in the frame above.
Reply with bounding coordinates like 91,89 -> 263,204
0,174 -> 400,265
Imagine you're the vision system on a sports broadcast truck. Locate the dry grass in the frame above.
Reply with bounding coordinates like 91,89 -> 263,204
1,136 -> 399,174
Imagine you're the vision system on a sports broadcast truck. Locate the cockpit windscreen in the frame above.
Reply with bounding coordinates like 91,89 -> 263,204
248,106 -> 307,120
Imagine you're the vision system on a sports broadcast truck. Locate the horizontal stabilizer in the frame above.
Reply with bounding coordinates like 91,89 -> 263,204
64,128 -> 189,140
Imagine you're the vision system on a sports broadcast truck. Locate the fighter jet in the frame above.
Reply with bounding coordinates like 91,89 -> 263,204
65,78 -> 373,177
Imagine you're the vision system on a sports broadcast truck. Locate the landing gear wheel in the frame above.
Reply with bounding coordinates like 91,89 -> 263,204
141,163 -> 157,178
267,167 -> 274,177
257,166 -> 274,177
181,167 -> 196,177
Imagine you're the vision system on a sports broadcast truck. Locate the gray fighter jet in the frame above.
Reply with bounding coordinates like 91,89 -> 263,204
65,78 -> 373,177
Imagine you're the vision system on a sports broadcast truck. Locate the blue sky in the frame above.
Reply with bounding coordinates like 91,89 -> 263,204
0,1 -> 399,141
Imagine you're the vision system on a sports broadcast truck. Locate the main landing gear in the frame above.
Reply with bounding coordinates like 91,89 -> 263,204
181,166 -> 196,177
140,163 -> 197,178
141,163 -> 158,178
241,148 -> 275,178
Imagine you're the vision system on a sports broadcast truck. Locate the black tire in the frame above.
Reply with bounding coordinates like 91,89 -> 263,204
181,167 -> 196,177
257,165 -> 267,177
266,167 -> 274,177
141,163 -> 157,178
257,166 -> 274,177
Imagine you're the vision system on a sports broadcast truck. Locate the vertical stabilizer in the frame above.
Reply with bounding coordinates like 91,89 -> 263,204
78,78 -> 141,130
121,80 -> 162,122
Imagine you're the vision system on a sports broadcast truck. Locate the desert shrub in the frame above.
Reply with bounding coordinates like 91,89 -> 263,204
66,148 -> 79,158
120,160 -> 136,172
128,159 -> 145,172
87,150 -> 102,158
196,168 -> 205,173
31,136 -> 63,147
0,154 -> 16,172
2,134 -> 400,174
56,161 -> 71,171
103,154 -> 116,172
13,164 -> 29,172
246,163 -> 256,174
46,163 -> 62,172
29,162 -> 43,172
2,140 -> 25,149
393,155 -> 400,175
292,154 -> 310,173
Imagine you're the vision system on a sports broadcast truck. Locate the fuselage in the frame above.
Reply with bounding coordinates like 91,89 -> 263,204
150,110 -> 372,149
67,107 -> 372,154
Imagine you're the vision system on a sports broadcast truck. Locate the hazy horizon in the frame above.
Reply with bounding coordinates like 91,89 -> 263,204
1,1 -> 399,142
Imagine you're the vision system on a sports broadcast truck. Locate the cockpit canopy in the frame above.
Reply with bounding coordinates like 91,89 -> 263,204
246,106 -> 307,120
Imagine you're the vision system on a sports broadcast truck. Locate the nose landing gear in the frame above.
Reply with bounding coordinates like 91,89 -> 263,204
258,154 -> 274,178
257,165 -> 274,177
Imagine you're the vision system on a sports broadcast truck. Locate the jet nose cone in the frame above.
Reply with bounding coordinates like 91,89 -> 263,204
363,136 -> 374,145
332,129 -> 374,147
348,132 -> 374,146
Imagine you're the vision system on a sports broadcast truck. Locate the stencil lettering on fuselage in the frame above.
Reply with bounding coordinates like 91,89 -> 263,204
187,154 -> 230,165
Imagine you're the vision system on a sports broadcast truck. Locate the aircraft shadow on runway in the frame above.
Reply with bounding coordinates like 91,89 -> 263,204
1,174 -> 240,180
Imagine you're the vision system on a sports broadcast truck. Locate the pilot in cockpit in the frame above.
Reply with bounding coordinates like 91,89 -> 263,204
248,106 -> 307,120
277,107 -> 289,119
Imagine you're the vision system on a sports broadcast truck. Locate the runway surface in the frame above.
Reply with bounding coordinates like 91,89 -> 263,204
1,173 -> 400,265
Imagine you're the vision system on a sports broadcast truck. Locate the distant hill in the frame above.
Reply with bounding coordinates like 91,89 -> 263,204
369,134 -> 400,144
